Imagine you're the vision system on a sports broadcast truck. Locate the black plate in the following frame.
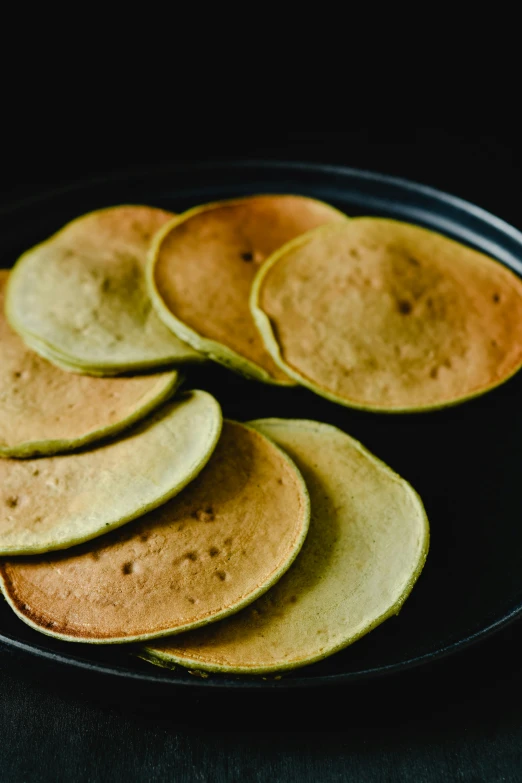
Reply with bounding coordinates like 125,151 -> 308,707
2,160 -> 522,691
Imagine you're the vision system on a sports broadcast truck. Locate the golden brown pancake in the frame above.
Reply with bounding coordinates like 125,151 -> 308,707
6,205 -> 203,374
141,418 -> 429,674
148,195 -> 347,384
0,421 -> 310,643
251,218 -> 522,411
0,271 -> 181,457
0,391 -> 222,555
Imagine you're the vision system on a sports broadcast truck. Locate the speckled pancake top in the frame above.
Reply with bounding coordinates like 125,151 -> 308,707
252,218 -> 522,410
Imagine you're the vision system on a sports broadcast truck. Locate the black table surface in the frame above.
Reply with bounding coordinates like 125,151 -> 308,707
2,130 -> 522,782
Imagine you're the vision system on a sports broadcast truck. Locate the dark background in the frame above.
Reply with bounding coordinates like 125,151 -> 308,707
4,129 -> 522,232
2,129 -> 522,782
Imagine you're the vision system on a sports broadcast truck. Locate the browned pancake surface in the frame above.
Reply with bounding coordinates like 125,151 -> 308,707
254,218 -> 522,409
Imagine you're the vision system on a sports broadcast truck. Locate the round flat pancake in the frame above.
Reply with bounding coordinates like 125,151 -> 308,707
141,418 -> 429,674
0,420 -> 310,643
6,205 -> 203,374
148,195 -> 347,384
0,390 -> 221,555
0,271 -> 181,457
251,218 -> 522,411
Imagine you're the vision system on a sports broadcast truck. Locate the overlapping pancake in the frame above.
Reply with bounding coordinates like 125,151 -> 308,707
141,418 -> 429,674
0,271 -> 181,457
148,195 -> 347,384
6,206 -> 203,374
251,218 -> 522,411
0,420 -> 310,642
0,391 -> 221,554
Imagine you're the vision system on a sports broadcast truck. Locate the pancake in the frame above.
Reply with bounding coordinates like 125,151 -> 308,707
251,218 -> 522,411
0,390 -> 221,555
141,418 -> 429,674
148,195 -> 347,384
0,420 -> 310,643
7,330 -> 117,376
6,205 -> 203,374
0,271 -> 181,457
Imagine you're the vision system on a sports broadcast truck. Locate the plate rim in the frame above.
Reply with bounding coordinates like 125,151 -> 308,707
3,158 -> 522,242
2,598 -> 522,690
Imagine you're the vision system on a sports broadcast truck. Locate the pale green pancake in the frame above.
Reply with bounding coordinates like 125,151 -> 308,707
141,418 -> 429,674
0,271 -> 181,457
148,195 -> 347,384
251,218 -> 522,411
0,420 -> 310,643
6,205 -> 203,374
0,390 -> 221,555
